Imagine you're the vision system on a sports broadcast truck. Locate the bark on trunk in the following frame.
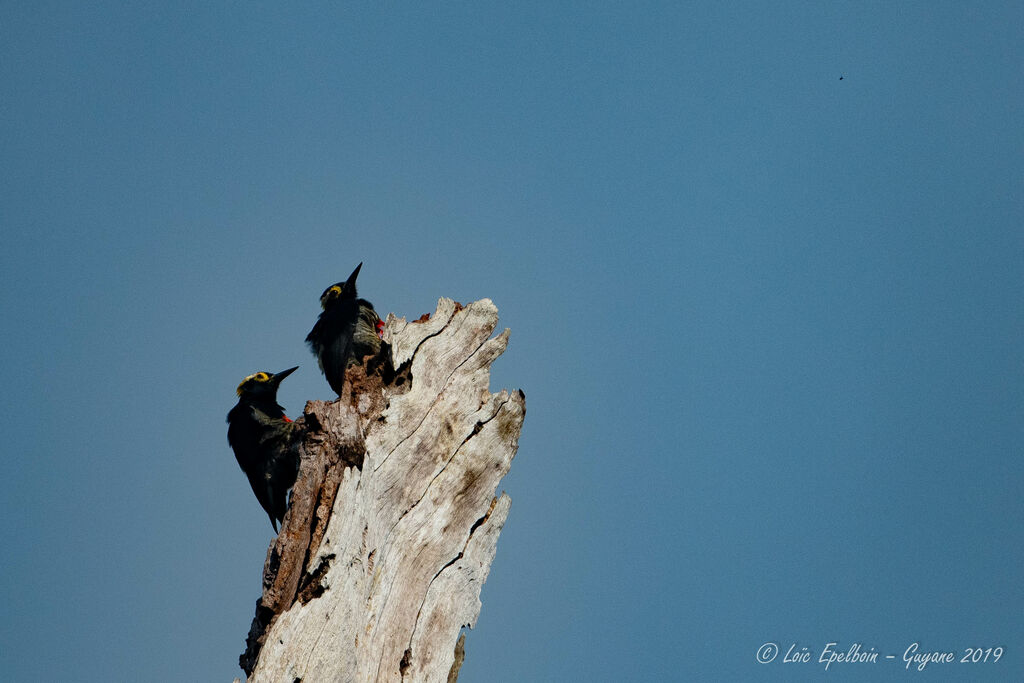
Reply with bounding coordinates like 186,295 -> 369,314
237,298 -> 524,683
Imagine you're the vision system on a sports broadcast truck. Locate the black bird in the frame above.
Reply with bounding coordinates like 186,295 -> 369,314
226,366 -> 300,532
306,263 -> 383,395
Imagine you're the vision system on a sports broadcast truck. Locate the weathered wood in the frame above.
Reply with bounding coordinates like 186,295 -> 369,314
240,298 -> 524,682
446,633 -> 466,683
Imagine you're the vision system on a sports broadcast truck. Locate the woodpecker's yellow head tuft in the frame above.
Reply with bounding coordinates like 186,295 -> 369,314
235,367 -> 298,397
320,285 -> 343,309
236,372 -> 272,396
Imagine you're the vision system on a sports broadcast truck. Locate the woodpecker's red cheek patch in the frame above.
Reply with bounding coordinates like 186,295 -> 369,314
283,416 -> 293,423
376,320 -> 385,338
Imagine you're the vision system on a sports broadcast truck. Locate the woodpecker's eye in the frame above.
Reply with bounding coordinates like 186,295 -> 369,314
255,372 -> 270,382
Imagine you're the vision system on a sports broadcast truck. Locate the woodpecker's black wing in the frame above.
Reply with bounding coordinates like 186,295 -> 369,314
252,409 -> 300,531
306,299 -> 359,395
227,402 -> 299,532
227,402 -> 263,475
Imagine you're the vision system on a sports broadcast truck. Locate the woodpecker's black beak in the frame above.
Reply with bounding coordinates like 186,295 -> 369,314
345,262 -> 363,290
272,366 -> 299,385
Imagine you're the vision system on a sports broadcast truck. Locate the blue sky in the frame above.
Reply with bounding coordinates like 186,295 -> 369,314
2,3 -> 1021,681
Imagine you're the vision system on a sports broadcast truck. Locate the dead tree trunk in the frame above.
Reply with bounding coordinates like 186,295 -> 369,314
237,298 -> 525,683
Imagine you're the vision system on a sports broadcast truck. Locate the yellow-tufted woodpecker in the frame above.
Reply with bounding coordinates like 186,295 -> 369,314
305,263 -> 384,395
226,366 -> 300,532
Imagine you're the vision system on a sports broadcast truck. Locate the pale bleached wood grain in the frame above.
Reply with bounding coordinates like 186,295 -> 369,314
244,298 -> 524,683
